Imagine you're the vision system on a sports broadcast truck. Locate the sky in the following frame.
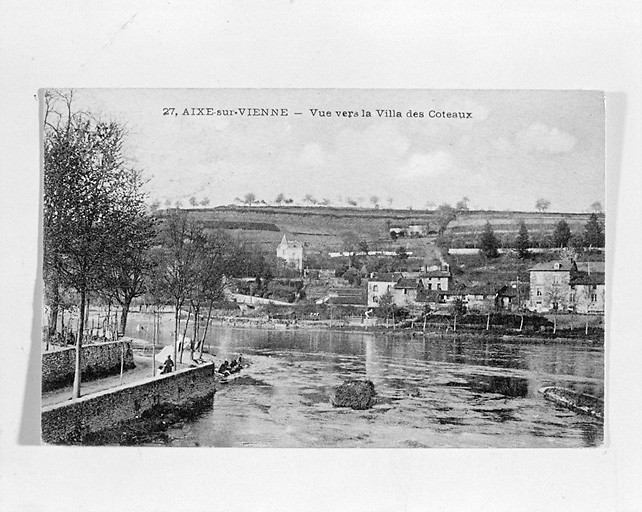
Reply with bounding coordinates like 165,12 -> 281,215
62,89 -> 604,212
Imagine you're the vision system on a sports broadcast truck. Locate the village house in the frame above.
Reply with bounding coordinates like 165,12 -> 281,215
367,266 -> 452,309
392,278 -> 424,308
276,234 -> 304,272
569,263 -> 605,314
528,260 -> 577,312
528,260 -> 605,313
367,272 -> 403,308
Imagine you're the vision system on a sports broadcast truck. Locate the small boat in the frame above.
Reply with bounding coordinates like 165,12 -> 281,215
538,386 -> 604,421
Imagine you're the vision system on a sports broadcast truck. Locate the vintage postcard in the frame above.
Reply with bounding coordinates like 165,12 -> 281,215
41,89 -> 605,447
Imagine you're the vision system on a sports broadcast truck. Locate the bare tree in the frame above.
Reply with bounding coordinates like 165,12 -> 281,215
303,193 -> 317,205
545,282 -> 566,334
243,192 -> 256,206
535,198 -> 551,212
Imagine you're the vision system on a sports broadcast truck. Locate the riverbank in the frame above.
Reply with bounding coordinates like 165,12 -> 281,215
206,316 -> 603,344
41,356 -> 222,444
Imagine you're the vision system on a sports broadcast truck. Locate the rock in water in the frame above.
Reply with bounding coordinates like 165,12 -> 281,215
332,380 -> 377,410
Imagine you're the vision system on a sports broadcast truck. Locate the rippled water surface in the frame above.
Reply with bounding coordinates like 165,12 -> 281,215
139,323 -> 604,448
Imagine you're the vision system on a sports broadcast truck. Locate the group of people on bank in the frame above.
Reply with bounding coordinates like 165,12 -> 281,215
158,353 -> 245,377
217,355 -> 244,377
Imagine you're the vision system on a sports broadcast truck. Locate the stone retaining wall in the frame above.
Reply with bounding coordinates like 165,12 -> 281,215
41,362 -> 217,444
42,340 -> 135,391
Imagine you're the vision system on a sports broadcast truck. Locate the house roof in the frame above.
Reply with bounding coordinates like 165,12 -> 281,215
394,278 -> 420,289
495,285 -> 518,298
419,271 -> 451,278
570,273 -> 605,286
278,234 -> 303,248
463,286 -> 496,297
370,272 -> 402,283
528,260 -> 576,272
575,261 -> 606,274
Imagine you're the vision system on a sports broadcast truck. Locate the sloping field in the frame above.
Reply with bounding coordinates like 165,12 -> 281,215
166,206 -> 599,254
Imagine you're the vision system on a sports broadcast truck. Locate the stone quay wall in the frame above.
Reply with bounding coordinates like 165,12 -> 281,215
41,362 -> 217,444
42,340 -> 135,392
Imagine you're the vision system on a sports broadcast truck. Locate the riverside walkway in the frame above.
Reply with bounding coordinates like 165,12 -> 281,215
41,351 -> 215,407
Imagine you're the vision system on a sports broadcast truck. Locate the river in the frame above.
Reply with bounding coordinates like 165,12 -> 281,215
127,319 -> 603,448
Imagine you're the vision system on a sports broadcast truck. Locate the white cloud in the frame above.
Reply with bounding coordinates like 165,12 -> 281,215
399,151 -> 455,177
516,122 -> 577,154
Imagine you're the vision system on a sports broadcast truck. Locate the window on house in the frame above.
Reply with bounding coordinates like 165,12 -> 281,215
591,293 -> 597,302
404,289 -> 408,295
437,283 -> 442,290
536,289 -> 542,296
427,283 -> 432,290
372,285 -> 378,292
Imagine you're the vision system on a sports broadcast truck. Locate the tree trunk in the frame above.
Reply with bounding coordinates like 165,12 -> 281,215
519,315 -> 524,332
179,306 -> 191,364
48,277 -> 60,338
191,304 -> 199,361
553,313 -> 557,334
173,300 -> 180,370
199,302 -> 214,358
152,307 -> 157,376
453,314 -> 457,332
72,288 -> 86,399
119,298 -> 132,337
486,313 -> 490,331
585,318 -> 589,335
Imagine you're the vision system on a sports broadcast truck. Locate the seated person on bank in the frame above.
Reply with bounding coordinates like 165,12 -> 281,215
161,355 -> 174,374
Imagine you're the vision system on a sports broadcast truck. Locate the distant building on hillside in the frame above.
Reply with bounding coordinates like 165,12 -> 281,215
276,234 -> 304,272
528,260 -> 605,314
528,260 -> 577,312
367,268 -> 452,309
367,273 -> 402,307
569,272 -> 605,314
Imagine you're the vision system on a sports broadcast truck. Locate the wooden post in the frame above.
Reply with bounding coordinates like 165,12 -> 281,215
152,307 -> 157,377
120,341 -> 125,386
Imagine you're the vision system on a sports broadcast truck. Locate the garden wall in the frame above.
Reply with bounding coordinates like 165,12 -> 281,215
42,340 -> 135,391
41,362 -> 217,444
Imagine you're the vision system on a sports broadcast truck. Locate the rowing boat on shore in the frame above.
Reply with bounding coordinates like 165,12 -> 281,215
538,386 -> 604,421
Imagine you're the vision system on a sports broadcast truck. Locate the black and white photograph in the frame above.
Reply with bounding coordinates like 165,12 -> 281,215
41,88 -> 606,448
2,3 -> 641,510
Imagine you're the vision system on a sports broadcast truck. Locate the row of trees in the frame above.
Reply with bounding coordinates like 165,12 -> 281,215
43,92 -> 270,398
479,214 -> 605,259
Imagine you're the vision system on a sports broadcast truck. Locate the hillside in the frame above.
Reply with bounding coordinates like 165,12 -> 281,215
164,205 -> 600,255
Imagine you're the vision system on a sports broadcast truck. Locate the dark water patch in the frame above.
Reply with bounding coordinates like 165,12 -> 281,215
436,416 -> 467,426
228,375 -> 271,387
466,374 -> 530,398
474,407 -> 517,423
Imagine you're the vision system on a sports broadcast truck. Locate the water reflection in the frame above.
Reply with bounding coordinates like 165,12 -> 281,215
124,318 -> 604,448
